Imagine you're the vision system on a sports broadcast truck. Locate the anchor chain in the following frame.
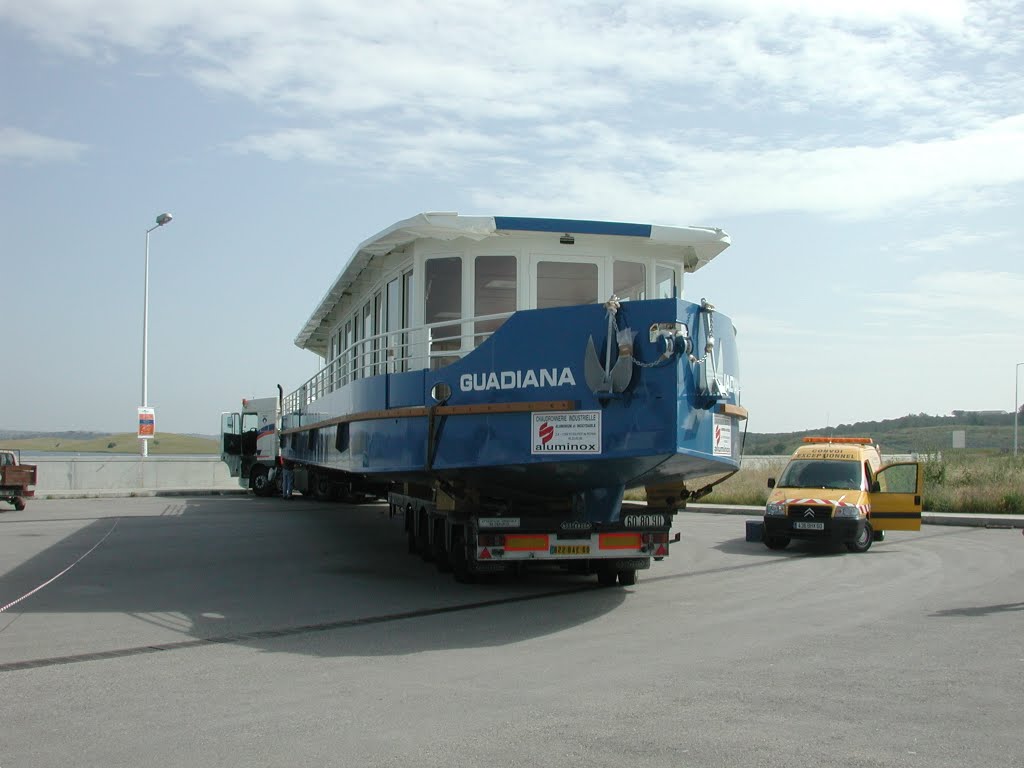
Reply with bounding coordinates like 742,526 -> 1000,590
688,298 -> 715,366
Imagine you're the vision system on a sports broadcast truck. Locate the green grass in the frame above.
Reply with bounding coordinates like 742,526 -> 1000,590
0,433 -> 219,455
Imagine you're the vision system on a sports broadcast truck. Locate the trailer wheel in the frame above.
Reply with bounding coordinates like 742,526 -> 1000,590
451,530 -> 475,584
417,509 -> 434,562
618,569 -> 638,587
13,497 -> 26,512
433,521 -> 452,573
405,505 -> 419,554
250,466 -> 272,497
597,567 -> 618,587
313,474 -> 331,500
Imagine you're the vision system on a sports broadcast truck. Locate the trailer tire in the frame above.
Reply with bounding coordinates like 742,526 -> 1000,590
405,505 -> 419,554
313,474 -> 331,500
417,509 -> 433,561
618,569 -> 638,587
433,521 -> 451,573
451,530 -> 475,584
13,497 -> 26,512
250,466 -> 273,497
597,567 -> 618,587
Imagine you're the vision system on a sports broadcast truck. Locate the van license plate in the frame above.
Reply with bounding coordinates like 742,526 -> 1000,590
794,522 -> 824,531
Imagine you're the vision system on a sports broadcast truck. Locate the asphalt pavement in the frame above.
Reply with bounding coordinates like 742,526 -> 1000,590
2,496 -> 1022,768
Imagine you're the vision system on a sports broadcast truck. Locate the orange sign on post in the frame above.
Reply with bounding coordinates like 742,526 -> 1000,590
138,407 -> 156,438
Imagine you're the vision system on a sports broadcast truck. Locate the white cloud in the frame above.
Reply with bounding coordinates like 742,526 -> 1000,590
899,228 -> 1011,253
867,269 -> 1024,323
0,127 -> 87,163
4,0 -> 1023,220
473,114 -> 1024,221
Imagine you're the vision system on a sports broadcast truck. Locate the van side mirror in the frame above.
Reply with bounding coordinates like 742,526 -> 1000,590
767,478 -> 776,489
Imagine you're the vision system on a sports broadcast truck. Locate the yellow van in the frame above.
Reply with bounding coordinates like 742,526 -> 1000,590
763,437 -> 923,553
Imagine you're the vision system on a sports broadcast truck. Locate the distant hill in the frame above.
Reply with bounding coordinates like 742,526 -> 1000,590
0,432 -> 219,455
0,429 -> 110,441
743,410 -> 1021,455
4,409 -> 1020,456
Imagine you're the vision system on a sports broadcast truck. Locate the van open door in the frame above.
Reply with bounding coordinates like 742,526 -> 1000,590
870,462 -> 923,532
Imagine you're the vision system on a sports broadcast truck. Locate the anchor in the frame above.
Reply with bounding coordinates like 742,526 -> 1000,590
584,295 -> 635,395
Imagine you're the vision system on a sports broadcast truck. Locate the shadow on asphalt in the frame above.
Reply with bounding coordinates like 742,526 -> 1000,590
0,497 -> 627,666
930,601 -> 1024,618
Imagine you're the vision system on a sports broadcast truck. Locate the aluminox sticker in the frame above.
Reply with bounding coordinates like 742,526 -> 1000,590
713,413 -> 732,457
531,411 -> 601,455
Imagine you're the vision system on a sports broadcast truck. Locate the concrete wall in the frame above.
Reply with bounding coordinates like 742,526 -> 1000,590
29,456 -> 241,497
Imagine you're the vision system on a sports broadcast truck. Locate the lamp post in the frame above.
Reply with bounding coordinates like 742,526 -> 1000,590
1015,361 -> 1024,458
140,213 -> 173,458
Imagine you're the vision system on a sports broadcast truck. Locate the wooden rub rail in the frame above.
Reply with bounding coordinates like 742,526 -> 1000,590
280,400 -> 577,435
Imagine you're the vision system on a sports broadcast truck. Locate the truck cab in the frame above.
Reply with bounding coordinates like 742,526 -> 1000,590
220,397 -> 281,496
763,437 -> 923,553
0,449 -> 37,511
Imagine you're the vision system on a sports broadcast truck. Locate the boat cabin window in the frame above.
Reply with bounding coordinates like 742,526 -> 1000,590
656,263 -> 677,299
474,255 -> 517,345
425,256 -> 463,369
536,260 -> 598,309
614,261 -> 646,301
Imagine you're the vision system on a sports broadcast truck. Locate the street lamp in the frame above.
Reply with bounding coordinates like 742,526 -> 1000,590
1015,361 -> 1024,457
140,212 -> 173,458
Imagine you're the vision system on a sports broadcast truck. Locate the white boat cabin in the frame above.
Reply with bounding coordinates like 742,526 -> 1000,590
288,213 -> 730,410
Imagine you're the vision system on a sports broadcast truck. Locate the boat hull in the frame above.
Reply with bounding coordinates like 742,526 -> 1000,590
282,298 -> 744,498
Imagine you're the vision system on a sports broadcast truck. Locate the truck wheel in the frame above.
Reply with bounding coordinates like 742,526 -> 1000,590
597,567 -> 618,587
13,497 -> 26,512
618,569 -> 638,587
846,522 -> 873,553
764,535 -> 790,550
251,466 -> 272,497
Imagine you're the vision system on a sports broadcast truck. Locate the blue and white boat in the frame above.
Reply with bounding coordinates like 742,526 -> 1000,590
277,212 -> 746,524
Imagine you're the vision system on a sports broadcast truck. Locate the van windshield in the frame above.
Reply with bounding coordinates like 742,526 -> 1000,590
776,459 -> 863,490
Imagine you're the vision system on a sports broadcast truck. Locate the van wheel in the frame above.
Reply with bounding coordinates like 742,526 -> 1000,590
764,535 -> 790,550
846,522 -> 873,553
13,497 -> 26,511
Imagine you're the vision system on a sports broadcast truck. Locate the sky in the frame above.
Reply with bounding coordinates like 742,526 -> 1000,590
1,0 -> 1022,437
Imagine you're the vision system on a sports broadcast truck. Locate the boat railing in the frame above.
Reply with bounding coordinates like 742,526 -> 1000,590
283,311 -> 515,414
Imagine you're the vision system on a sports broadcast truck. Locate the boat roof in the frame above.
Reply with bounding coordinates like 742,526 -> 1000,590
295,212 -> 731,351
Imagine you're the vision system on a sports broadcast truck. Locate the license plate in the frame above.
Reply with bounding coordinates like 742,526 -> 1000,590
794,521 -> 824,531
552,545 -> 591,555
